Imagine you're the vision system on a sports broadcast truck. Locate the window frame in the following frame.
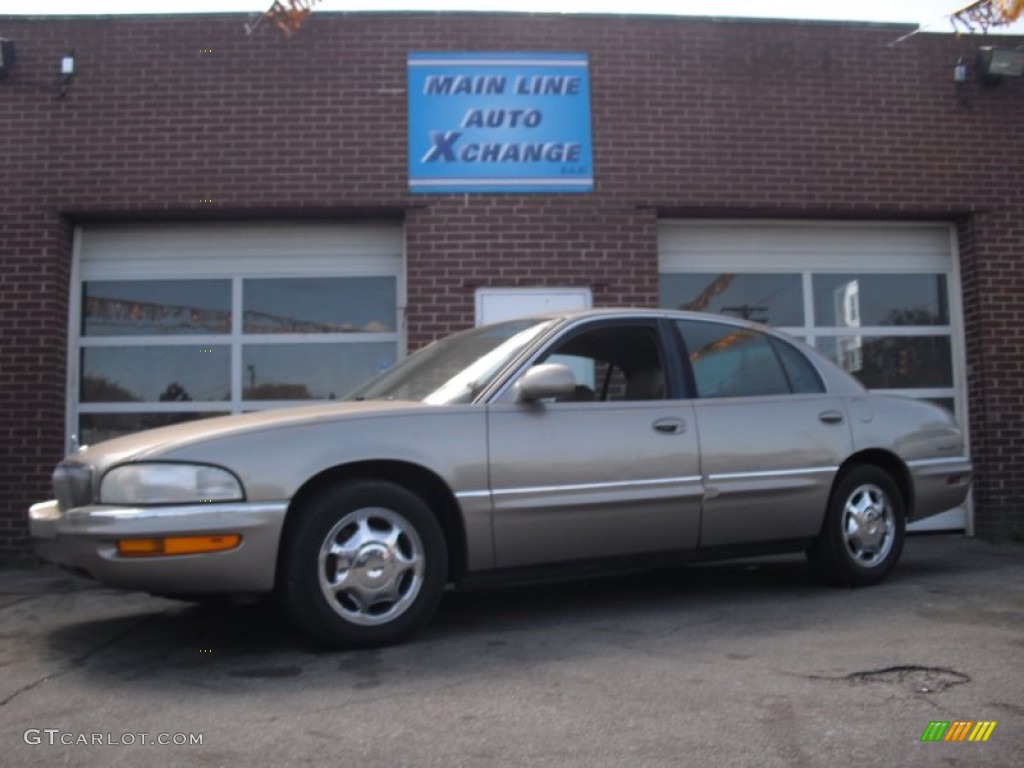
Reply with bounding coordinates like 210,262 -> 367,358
68,223 -> 404,451
492,317 -> 684,404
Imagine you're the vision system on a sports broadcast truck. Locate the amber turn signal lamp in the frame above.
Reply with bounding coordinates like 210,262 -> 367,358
117,534 -> 241,557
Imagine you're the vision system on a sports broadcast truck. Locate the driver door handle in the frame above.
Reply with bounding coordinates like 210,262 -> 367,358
653,418 -> 687,435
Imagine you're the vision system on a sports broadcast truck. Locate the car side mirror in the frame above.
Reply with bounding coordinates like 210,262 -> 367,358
516,363 -> 577,402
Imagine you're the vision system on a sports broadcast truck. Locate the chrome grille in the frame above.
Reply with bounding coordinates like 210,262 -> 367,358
53,462 -> 94,510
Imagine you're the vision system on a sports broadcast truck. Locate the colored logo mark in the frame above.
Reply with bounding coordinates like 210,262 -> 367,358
921,721 -> 997,742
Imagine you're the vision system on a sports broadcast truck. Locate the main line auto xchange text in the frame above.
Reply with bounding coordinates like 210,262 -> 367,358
420,75 -> 585,164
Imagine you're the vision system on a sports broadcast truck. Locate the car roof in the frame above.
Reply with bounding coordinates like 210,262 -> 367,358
495,307 -> 774,333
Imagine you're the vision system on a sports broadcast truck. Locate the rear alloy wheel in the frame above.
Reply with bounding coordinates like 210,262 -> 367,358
808,466 -> 905,587
282,480 -> 447,648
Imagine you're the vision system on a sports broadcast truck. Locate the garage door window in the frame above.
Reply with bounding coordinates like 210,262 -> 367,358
659,273 -> 803,326
83,279 -> 232,335
811,274 -> 948,327
661,270 -> 958,413
241,277 -> 397,402
76,276 -> 399,445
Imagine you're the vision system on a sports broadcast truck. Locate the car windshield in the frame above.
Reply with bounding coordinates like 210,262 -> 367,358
346,318 -> 557,404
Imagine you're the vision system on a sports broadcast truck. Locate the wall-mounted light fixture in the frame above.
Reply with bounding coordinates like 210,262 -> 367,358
977,46 -> 1024,84
0,39 -> 14,80
56,51 -> 75,99
60,51 -> 75,78
953,56 -> 971,110
953,57 -> 968,83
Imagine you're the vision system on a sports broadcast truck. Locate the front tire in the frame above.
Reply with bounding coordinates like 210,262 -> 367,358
807,465 -> 905,587
281,480 -> 448,648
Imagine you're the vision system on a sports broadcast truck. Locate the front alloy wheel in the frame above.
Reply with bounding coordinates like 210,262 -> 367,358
808,466 -> 905,587
283,480 -> 447,648
317,507 -> 426,627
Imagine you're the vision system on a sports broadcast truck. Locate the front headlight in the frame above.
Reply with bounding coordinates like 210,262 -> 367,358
100,463 -> 244,505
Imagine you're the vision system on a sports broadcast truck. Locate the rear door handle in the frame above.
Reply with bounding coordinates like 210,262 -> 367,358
819,410 -> 844,425
653,418 -> 687,435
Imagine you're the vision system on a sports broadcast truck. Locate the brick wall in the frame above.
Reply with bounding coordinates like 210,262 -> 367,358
960,210 -> 1024,540
0,12 -> 1022,557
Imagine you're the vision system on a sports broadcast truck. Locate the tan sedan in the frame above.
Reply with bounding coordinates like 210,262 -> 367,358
29,310 -> 972,647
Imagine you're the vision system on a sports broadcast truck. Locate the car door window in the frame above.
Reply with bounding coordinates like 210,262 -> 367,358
676,320 -> 792,398
538,323 -> 666,402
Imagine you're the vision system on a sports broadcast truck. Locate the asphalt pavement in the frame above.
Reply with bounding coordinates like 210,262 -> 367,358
0,534 -> 1021,767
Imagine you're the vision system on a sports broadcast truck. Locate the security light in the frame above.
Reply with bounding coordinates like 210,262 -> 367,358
977,46 -> 1024,82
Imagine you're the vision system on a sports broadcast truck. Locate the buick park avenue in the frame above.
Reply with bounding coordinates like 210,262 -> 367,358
30,310 -> 972,647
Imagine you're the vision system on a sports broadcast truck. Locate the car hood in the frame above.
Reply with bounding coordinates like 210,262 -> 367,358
71,400 -> 436,468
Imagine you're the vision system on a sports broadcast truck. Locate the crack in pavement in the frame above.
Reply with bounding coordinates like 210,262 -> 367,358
0,609 -> 171,708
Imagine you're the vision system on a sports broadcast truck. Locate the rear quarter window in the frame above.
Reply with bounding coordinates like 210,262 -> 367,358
770,337 -> 826,394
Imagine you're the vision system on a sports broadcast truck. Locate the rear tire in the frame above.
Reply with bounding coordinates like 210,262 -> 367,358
281,480 -> 447,648
807,465 -> 905,587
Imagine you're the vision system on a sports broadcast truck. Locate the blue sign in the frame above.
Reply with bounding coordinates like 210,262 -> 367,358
408,52 -> 593,194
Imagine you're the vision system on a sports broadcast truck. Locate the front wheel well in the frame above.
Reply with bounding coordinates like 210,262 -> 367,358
277,460 -> 468,588
834,450 -> 913,517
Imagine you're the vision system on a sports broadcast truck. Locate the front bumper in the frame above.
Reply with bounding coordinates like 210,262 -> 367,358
29,499 -> 289,594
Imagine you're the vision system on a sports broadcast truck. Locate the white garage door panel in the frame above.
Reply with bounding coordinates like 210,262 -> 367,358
70,222 -> 404,450
79,222 -> 402,278
659,221 -> 953,271
658,220 -> 969,533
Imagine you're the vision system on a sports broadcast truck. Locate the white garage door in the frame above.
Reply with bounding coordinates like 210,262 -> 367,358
69,222 -> 403,449
658,221 -> 969,531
